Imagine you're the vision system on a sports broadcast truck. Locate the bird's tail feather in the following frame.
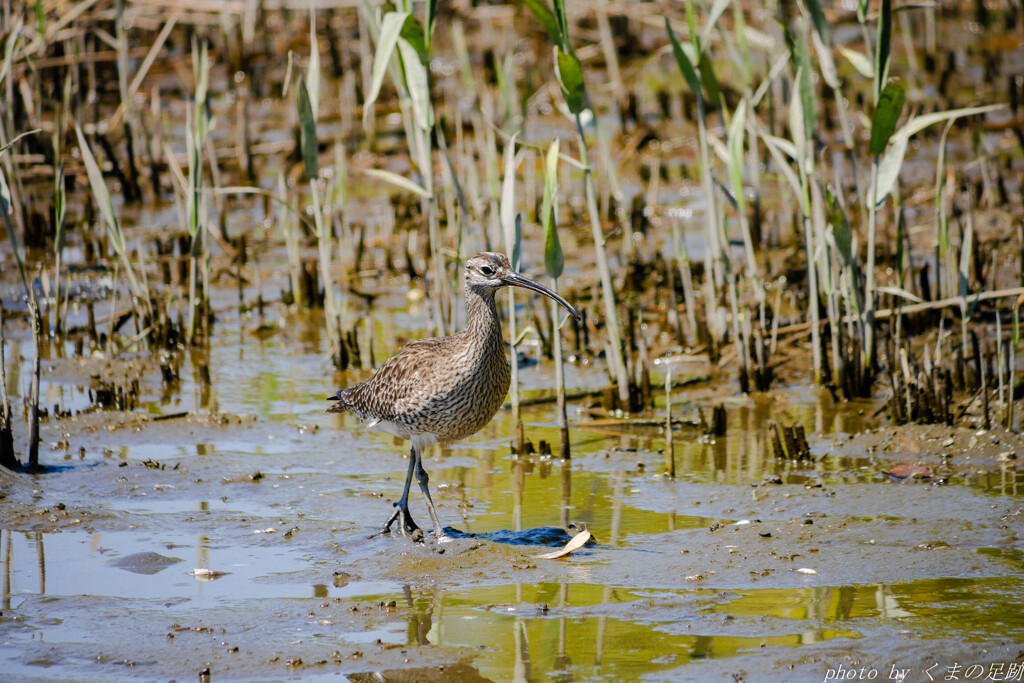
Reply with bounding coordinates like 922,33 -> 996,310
325,389 -> 351,414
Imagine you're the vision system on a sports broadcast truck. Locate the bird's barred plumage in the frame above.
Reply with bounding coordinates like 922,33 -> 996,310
327,313 -> 510,446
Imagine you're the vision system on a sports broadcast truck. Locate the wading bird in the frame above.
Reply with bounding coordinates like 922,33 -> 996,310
328,252 -> 581,541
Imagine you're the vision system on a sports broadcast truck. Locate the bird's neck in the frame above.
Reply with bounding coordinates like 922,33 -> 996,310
464,286 -> 503,344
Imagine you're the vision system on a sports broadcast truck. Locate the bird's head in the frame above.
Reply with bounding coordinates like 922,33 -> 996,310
464,252 -> 582,322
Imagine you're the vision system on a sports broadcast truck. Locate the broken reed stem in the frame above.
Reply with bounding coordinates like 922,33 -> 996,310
551,282 -> 570,459
768,421 -> 810,460
277,172 -> 302,306
981,338 -> 991,430
28,302 -> 41,468
725,265 -> 749,393
1010,302 -> 1019,430
997,314 -> 1005,424
664,369 -> 675,478
670,217 -> 699,344
773,287 -> 1024,337
312,181 -> 340,362
0,305 -> 16,469
508,284 -> 521,448
419,122 -> 448,337
801,199 -> 822,384
187,249 -> 199,343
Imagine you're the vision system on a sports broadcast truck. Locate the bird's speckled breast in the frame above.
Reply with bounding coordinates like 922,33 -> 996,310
416,332 -> 510,445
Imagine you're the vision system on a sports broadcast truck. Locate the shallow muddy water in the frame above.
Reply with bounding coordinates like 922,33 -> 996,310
2,273 -> 1024,682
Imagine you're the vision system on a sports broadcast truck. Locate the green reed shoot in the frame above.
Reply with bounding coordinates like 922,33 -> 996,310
526,0 -> 629,407
864,47 -> 903,377
362,0 -> 447,334
74,125 -> 150,324
52,78 -> 69,336
666,10 -> 729,357
500,135 -> 522,434
297,11 -> 341,363
542,138 -> 570,458
185,40 -> 210,345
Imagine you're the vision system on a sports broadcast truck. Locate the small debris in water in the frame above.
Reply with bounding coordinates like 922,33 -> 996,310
190,568 -> 229,580
913,541 -> 952,551
222,471 -> 264,484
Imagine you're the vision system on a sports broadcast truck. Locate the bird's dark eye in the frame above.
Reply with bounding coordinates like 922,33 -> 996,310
480,265 -> 495,276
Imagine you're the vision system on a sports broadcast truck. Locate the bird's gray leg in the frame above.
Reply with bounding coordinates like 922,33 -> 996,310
413,447 -> 447,541
378,447 -> 420,537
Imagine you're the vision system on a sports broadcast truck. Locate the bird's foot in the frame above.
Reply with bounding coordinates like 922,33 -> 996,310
372,499 -> 421,540
395,501 -> 421,536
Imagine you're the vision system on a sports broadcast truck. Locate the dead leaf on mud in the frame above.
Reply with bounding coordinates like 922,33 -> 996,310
534,530 -> 591,560
886,464 -> 934,479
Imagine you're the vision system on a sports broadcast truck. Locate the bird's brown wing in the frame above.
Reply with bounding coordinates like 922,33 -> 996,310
343,336 -> 466,419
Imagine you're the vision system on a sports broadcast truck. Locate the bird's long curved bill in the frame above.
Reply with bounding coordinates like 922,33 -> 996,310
504,273 -> 582,322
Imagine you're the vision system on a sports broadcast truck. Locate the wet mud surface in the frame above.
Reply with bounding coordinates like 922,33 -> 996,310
3,336 -> 1023,682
